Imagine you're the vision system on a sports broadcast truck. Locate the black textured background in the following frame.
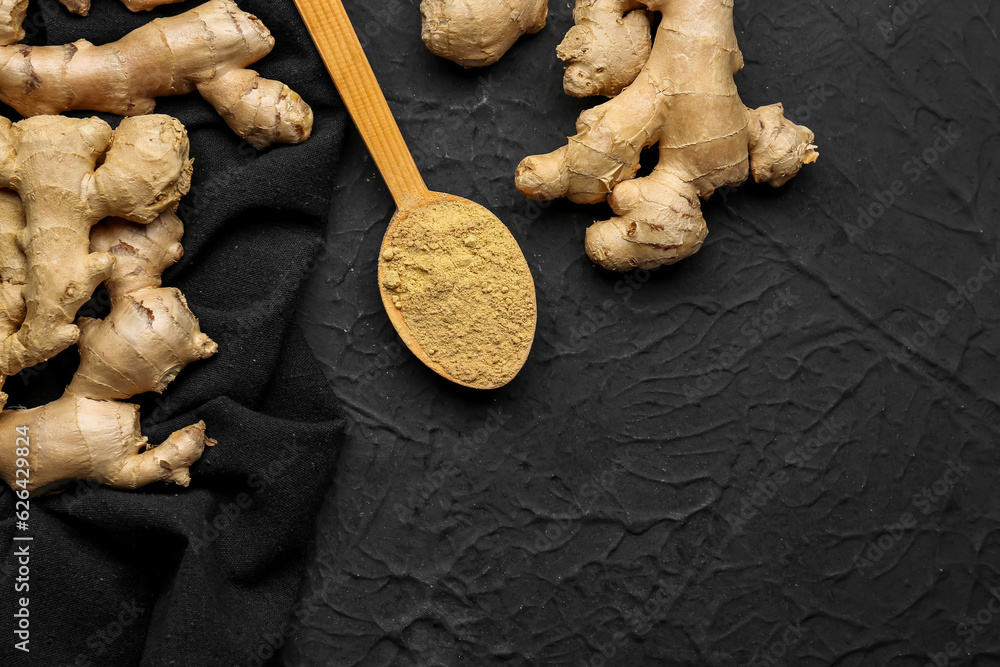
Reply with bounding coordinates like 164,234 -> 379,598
289,1 -> 1000,666
0,0 -> 998,666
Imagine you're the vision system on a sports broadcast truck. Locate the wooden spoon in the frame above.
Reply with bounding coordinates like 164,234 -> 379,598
293,0 -> 537,390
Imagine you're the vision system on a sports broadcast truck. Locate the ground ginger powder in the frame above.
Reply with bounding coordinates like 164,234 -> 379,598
379,200 -> 536,388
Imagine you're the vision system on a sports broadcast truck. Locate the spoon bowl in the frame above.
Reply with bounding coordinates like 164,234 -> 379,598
378,193 -> 536,390
294,0 -> 537,389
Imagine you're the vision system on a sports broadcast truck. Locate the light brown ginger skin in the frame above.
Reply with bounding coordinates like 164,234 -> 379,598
0,0 -> 313,149
0,188 -> 25,345
0,115 -> 216,495
517,0 -> 818,271
557,0 -> 652,97
0,0 -> 26,47
421,0 -> 548,67
0,114 -> 191,379
59,0 -> 187,17
0,0 -> 186,46
70,213 -> 217,401
1,397 -> 213,492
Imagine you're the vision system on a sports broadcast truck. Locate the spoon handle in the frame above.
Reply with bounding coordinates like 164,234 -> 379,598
293,0 -> 430,207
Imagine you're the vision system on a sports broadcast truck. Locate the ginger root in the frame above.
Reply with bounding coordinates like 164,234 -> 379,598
517,0 -> 818,271
0,0 -> 26,47
420,0 -> 548,67
0,114 -> 217,495
59,0 -> 186,16
557,0 -> 652,97
0,0 -> 186,46
0,0 -> 312,149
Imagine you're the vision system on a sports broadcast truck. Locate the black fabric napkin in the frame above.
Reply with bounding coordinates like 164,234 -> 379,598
0,1 -> 346,665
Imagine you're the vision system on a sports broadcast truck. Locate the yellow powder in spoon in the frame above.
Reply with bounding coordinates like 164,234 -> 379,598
380,200 -> 535,388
